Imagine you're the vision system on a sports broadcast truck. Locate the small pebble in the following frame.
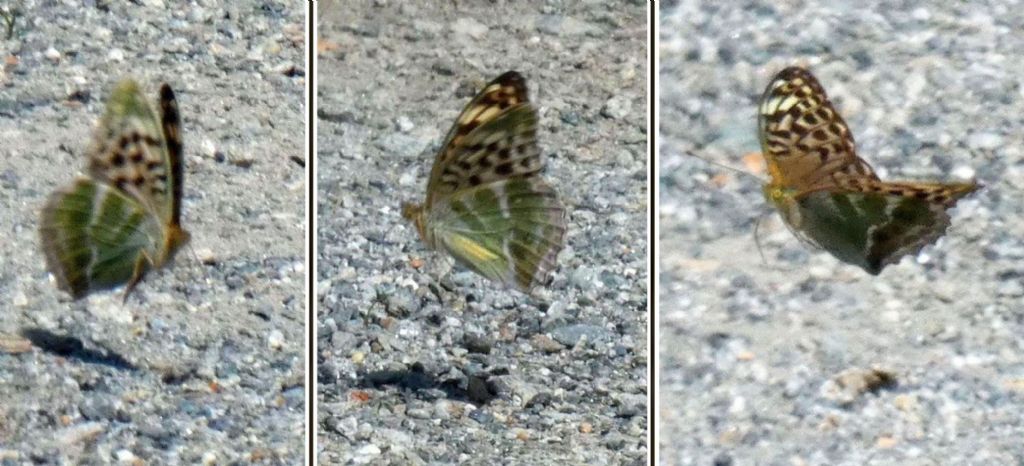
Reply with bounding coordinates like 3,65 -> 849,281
268,330 -> 285,350
44,47 -> 61,63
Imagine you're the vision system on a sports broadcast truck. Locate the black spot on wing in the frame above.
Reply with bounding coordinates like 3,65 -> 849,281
494,163 -> 513,176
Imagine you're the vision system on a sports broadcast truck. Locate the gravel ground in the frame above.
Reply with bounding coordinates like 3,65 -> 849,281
0,1 -> 306,463
659,1 -> 1024,465
316,1 -> 647,464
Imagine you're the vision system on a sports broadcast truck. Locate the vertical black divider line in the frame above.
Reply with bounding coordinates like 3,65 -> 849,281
306,1 -> 316,464
648,0 -> 657,461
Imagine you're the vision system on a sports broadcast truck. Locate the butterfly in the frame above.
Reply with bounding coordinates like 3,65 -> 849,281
39,80 -> 190,300
401,71 -> 567,292
757,66 -> 978,274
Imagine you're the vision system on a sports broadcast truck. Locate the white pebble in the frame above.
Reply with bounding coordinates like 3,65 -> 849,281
967,131 -> 1003,150
395,115 -> 414,132
88,296 -> 134,324
200,138 -> 218,159
352,444 -> 382,464
951,165 -> 976,180
268,329 -> 285,350
12,290 -> 27,307
451,18 -> 488,39
195,248 -> 216,264
57,422 -> 104,445
115,449 -> 137,463
904,72 -> 928,100
44,47 -> 61,63
398,171 -> 417,186
93,27 -> 112,41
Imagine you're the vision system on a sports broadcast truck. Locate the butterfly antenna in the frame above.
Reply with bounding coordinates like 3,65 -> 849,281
684,149 -> 772,265
683,150 -> 767,184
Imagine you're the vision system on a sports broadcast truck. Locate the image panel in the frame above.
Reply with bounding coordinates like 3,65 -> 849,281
316,1 -> 648,463
0,2 -> 307,462
659,1 -> 1011,465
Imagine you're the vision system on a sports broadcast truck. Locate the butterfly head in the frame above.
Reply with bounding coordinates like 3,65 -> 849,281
762,182 -> 792,207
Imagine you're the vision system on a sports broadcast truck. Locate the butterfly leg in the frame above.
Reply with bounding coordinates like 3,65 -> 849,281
122,252 -> 153,303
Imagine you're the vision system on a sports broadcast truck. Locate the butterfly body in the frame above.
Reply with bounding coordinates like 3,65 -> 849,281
758,67 -> 978,274
40,80 -> 188,299
403,71 -> 566,292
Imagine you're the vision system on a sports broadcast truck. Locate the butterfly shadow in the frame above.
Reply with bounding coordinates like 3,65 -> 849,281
19,327 -> 136,371
353,362 -> 500,405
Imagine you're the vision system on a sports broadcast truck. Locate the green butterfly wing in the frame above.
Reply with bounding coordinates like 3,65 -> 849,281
40,179 -> 165,298
403,71 -> 567,292
427,178 -> 565,290
778,181 -> 976,274
39,80 -> 189,299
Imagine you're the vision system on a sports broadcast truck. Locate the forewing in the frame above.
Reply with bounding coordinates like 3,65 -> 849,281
40,178 -> 161,299
758,66 -> 876,190
87,80 -> 176,226
428,178 -> 567,291
425,71 -> 542,206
